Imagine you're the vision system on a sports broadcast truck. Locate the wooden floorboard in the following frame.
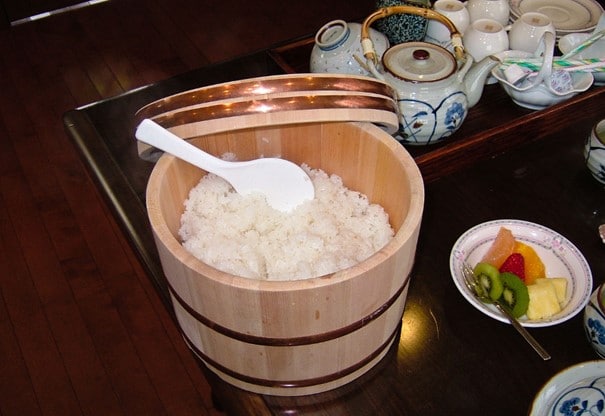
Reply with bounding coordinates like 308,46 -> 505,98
0,182 -> 46,416
0,0 -> 373,414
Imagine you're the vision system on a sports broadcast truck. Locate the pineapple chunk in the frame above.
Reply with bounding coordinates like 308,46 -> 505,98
527,282 -> 561,320
535,278 -> 567,304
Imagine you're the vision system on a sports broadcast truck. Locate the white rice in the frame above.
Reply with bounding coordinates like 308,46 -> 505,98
179,165 -> 394,281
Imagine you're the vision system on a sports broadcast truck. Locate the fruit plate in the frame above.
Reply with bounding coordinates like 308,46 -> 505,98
529,361 -> 605,415
449,219 -> 592,327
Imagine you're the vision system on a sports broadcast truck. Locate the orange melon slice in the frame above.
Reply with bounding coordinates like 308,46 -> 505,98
514,241 -> 545,285
480,227 -> 516,269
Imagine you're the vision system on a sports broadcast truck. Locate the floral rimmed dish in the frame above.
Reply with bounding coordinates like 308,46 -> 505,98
449,219 -> 593,327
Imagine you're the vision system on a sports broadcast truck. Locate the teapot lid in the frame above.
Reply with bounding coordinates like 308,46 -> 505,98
382,42 -> 457,82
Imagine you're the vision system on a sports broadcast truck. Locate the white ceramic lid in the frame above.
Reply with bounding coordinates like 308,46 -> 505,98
382,42 -> 457,82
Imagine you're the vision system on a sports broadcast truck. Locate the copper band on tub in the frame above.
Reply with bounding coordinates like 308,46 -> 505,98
140,94 -> 399,130
135,74 -> 396,119
182,321 -> 400,389
167,272 -> 410,347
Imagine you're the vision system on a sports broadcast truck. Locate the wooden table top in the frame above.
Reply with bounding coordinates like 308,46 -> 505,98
63,41 -> 605,415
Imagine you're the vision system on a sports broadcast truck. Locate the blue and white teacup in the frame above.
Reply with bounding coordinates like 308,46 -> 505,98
584,283 -> 605,358
310,20 -> 389,76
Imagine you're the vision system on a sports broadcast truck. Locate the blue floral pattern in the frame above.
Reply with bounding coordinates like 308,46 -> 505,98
587,318 -> 605,346
397,92 -> 467,146
445,102 -> 465,130
559,395 -> 605,416
584,288 -> 605,359
534,362 -> 605,415
551,371 -> 605,415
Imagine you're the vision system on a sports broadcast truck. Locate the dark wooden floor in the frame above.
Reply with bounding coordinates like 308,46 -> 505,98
0,0 -> 373,414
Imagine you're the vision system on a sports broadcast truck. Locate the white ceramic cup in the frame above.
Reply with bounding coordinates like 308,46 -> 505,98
426,0 -> 470,43
466,0 -> 510,26
508,12 -> 556,53
310,20 -> 390,75
463,18 -> 509,61
584,118 -> 605,185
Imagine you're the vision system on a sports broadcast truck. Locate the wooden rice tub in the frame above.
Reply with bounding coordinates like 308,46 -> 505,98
146,121 -> 424,395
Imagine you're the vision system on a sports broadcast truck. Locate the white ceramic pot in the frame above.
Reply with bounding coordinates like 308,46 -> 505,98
310,20 -> 389,76
379,42 -> 496,145
361,5 -> 498,145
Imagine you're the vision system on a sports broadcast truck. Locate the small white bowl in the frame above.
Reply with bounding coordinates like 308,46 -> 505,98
558,32 -> 605,86
449,219 -> 593,327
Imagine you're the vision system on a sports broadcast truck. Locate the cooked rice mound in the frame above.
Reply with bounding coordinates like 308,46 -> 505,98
179,165 -> 394,280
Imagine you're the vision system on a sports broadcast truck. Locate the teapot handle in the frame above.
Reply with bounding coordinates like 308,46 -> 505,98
361,6 -> 466,63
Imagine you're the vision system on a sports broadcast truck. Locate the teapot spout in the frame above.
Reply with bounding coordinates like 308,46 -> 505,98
463,56 -> 500,108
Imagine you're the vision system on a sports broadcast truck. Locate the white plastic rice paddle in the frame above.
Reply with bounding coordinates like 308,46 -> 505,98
135,119 -> 315,212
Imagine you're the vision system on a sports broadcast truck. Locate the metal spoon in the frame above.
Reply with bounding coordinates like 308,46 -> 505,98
135,119 -> 315,212
461,262 -> 551,360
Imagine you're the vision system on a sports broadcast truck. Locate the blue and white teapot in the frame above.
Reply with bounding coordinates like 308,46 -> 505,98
361,5 -> 498,145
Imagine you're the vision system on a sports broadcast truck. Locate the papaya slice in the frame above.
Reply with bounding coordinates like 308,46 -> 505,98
480,227 -> 516,269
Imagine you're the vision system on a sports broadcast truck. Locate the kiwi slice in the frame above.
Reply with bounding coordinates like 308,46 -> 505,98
499,272 -> 529,318
473,263 -> 504,301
